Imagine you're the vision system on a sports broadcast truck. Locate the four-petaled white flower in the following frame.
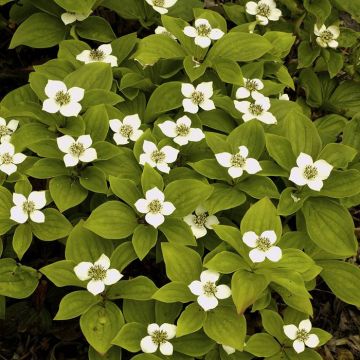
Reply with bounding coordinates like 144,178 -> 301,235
10,191 -> 46,224
145,0 -> 177,14
234,92 -> 277,124
283,320 -> 320,354
42,80 -> 84,117
57,135 -> 97,167
109,114 -> 143,145
245,0 -> 282,25
0,117 -> 18,143
183,18 -> 224,48
222,345 -> 236,355
314,24 -> 340,49
139,140 -> 179,174
76,44 -> 118,67
189,270 -> 231,311
215,145 -> 262,179
61,10 -> 92,25
243,230 -> 282,263
135,187 -> 175,228
155,26 -> 177,40
235,78 -> 264,99
182,82 -> 215,114
289,153 -> 333,191
74,254 -> 123,296
0,143 -> 26,175
183,206 -> 219,238
158,116 -> 205,146
140,323 -> 177,356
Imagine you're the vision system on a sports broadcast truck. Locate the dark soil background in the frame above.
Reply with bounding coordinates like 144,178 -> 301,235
0,2 -> 360,359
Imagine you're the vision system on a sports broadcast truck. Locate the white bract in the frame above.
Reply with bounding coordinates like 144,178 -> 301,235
76,44 -> 118,67
74,254 -> 123,296
283,320 -> 320,353
235,78 -> 264,99
158,116 -> 205,146
182,82 -> 215,114
10,191 -> 46,224
0,117 -> 18,143
145,0 -> 177,14
183,206 -> 219,238
155,26 -> 177,39
245,0 -> 282,25
42,80 -> 84,117
279,93 -> 290,100
57,135 -> 97,167
183,18 -> 224,48
289,153 -> 333,191
109,114 -> 143,145
139,140 -> 179,173
215,145 -> 262,179
189,270 -> 231,311
61,10 -> 92,25
140,323 -> 177,355
222,345 -> 236,355
0,142 -> 26,175
314,24 -> 340,48
234,92 -> 277,124
135,187 -> 175,228
242,230 -> 282,263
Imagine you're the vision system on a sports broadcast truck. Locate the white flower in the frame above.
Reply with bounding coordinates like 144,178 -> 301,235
42,80 -> 84,117
134,187 -> 175,228
314,24 -> 340,48
283,320 -> 320,354
222,345 -> 236,355
74,254 -> 123,296
109,114 -> 143,145
145,0 -> 177,14
0,142 -> 26,175
289,153 -> 333,191
139,140 -> 178,174
245,0 -> 282,25
181,82 -> 215,114
155,26 -> 177,40
234,92 -> 277,124
183,206 -> 219,238
0,117 -> 18,143
140,323 -> 177,356
57,135 -> 97,167
215,145 -> 261,179
10,191 -> 46,224
61,10 -> 92,25
189,270 -> 231,311
183,18 -> 224,48
76,44 -> 118,67
279,93 -> 289,100
235,78 -> 264,99
243,230 -> 282,263
158,116 -> 205,146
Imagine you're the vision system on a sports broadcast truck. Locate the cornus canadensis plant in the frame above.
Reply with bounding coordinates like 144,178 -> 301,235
1,0 -> 360,359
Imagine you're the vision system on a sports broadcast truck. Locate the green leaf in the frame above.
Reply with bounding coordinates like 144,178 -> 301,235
277,187 -> 306,216
172,331 -> 215,357
54,0 -> 96,12
212,58 -> 243,85
236,176 -> 280,200
26,158 -> 70,179
212,224 -> 247,257
265,134 -> 295,171
13,223 -> 33,260
80,167 -> 108,194
297,41 -> 321,69
152,281 -> 195,303
110,241 -> 137,272
110,177 -> 142,209
40,260 -> 83,287
176,303 -> 206,337
343,115 -> 360,151
205,251 -> 248,274
76,16 -> 116,42
304,0 -> 331,23
111,322 -> 146,352
263,31 -> 296,58
244,333 -> 281,357
141,163 -> 164,192
111,32 -> 138,65
83,105 -> 109,142
159,218 -> 196,246
132,224 -> 158,260
260,309 -> 286,342
189,159 -> 229,181
320,170 -> 360,198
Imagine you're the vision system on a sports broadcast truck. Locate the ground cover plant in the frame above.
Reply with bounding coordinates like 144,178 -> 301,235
0,0 -> 360,359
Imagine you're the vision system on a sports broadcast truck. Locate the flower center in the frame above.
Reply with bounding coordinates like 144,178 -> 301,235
55,91 -> 71,106
256,237 -> 272,251
150,149 -> 166,163
191,91 -> 204,105
203,281 -> 217,296
119,124 -> 133,138
0,125 -> 12,137
230,153 -> 246,167
0,152 -> 13,164
257,3 -> 271,17
89,49 -> 105,61
303,165 -> 318,180
88,265 -> 107,281
69,142 -> 85,157
193,213 -> 208,227
196,24 -> 211,37
246,80 -> 259,91
22,200 -> 35,214
151,330 -> 168,345
320,30 -> 333,42
296,329 -> 310,342
148,199 -> 163,214
249,103 -> 264,116
175,124 -> 190,137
